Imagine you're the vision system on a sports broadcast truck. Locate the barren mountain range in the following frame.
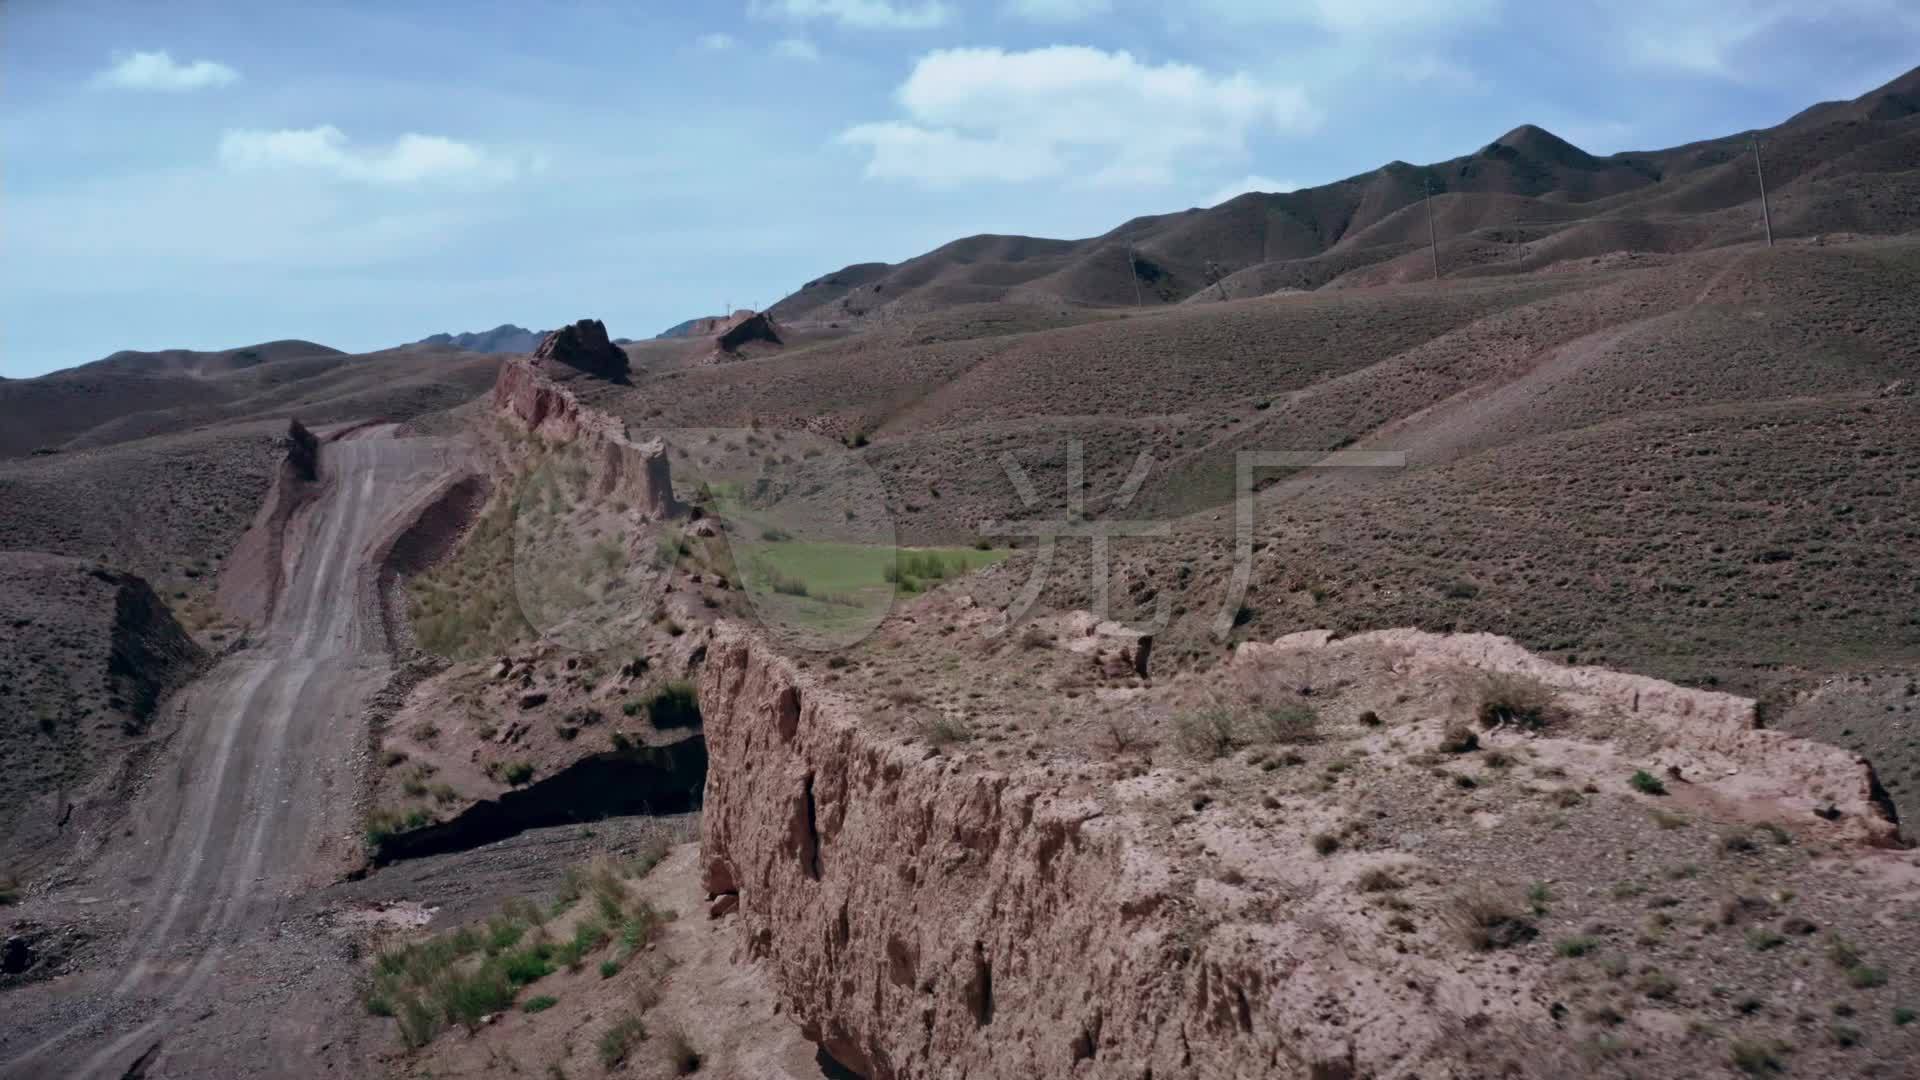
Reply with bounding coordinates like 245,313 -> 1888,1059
1,66 -> 1918,1080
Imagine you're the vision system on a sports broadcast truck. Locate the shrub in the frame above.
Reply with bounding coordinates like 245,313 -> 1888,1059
598,1014 -> 648,1067
599,959 -> 621,979
1848,966 -> 1888,989
0,877 -> 18,906
1729,1040 -> 1785,1075
662,1026 -> 703,1074
1629,770 -> 1667,796
645,681 -> 701,729
1449,887 -> 1537,951
500,944 -> 554,986
1476,674 -> 1562,730
1438,725 -> 1479,754
522,995 -> 558,1014
1826,935 -> 1862,969
921,715 -> 974,748
1637,970 -> 1678,1000
1893,1006 -> 1915,1026
1248,703 -> 1317,745
502,761 -> 535,786
1173,709 -> 1238,759
760,526 -> 792,542
1310,832 -> 1341,856
438,965 -> 517,1031
764,568 -> 811,597
1356,867 -> 1404,893
1556,936 -> 1600,958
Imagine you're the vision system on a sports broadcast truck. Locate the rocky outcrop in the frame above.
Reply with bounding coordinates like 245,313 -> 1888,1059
1036,610 -> 1152,680
715,310 -> 782,353
217,418 -> 323,625
530,318 -> 630,383
492,359 -> 681,519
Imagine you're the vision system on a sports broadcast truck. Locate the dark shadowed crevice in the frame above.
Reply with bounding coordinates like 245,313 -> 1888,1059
371,738 -> 706,863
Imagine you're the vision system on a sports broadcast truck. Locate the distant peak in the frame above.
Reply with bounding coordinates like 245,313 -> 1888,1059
1484,124 -> 1593,163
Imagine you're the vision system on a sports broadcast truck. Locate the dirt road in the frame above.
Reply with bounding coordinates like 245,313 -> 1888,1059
3,428 -> 457,1078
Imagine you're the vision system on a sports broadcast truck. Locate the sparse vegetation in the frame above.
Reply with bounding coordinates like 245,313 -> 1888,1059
1437,724 -> 1479,754
522,994 -> 558,1013
1248,703 -> 1317,744
1475,673 -> 1561,730
1629,769 -> 1668,796
1449,887 -> 1537,951
921,715 -> 975,748
1729,1039 -> 1785,1074
598,1014 -> 649,1067
643,680 -> 701,729
1173,708 -> 1238,759
663,1026 -> 703,1074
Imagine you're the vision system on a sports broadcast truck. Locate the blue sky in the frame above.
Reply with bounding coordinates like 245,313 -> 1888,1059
5,0 -> 1917,377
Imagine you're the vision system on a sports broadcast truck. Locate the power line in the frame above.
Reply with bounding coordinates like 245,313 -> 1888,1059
1424,178 -> 1441,281
1750,136 -> 1775,248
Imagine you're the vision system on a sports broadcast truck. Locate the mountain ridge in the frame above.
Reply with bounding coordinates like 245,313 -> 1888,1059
769,64 -> 1920,325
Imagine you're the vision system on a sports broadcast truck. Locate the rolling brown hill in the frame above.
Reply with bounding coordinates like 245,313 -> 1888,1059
769,65 -> 1920,326
0,342 -> 501,458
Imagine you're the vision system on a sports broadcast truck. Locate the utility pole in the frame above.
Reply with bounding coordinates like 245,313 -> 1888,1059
1750,137 -> 1774,248
1425,178 -> 1441,281
1126,244 -> 1143,307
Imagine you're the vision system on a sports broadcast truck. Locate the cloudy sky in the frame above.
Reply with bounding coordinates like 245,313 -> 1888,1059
5,0 -> 1916,376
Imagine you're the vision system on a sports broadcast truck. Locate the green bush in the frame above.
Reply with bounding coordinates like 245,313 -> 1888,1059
522,995 -> 558,1014
502,761 -> 535,786
645,680 -> 701,729
599,1015 -> 649,1067
1629,770 -> 1667,796
500,944 -> 555,986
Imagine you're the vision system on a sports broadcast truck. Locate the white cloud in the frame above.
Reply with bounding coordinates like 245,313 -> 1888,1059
838,123 -> 1062,185
750,0 -> 953,30
1203,174 -> 1298,205
840,47 -> 1317,188
94,50 -> 239,91
1005,0 -> 1112,21
774,37 -> 823,61
698,32 -> 737,50
1192,0 -> 1498,34
218,126 -> 519,186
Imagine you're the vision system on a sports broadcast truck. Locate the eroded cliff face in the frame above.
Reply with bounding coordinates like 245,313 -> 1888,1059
696,627 -> 1442,1079
697,622 -> 1908,1079
491,358 -> 680,520
217,418 -> 323,625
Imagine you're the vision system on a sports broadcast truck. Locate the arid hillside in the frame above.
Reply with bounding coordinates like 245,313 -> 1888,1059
573,235 -> 1920,717
0,341 -> 501,458
768,65 -> 1919,326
